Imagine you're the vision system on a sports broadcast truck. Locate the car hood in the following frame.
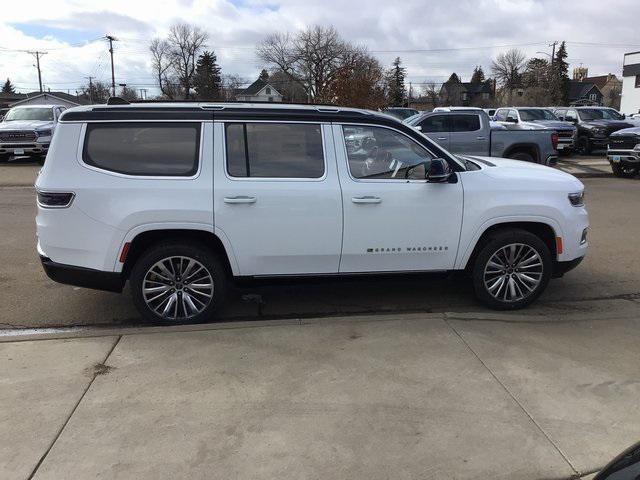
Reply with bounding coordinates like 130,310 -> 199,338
528,120 -> 575,130
610,126 -> 640,137
464,155 -> 583,188
0,120 -> 54,130
582,120 -> 634,129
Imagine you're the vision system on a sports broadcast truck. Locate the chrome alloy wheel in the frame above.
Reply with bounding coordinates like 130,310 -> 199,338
483,243 -> 543,303
142,256 -> 214,321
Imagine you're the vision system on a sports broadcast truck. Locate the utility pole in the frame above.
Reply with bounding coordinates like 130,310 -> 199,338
28,51 -> 47,93
409,82 -> 412,106
105,35 -> 117,97
550,41 -> 558,69
85,76 -> 95,103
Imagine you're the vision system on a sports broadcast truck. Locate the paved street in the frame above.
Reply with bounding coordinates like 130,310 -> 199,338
1,160 -> 639,479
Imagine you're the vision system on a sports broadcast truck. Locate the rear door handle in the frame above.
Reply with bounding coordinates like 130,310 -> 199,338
352,196 -> 381,204
476,136 -> 486,140
437,137 -> 447,141
223,196 -> 256,204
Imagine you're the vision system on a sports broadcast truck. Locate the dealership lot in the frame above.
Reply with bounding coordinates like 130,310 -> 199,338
1,161 -> 639,479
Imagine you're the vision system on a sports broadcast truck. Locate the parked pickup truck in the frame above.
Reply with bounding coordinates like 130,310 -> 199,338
607,126 -> 640,178
0,105 -> 66,163
494,107 -> 576,155
405,110 -> 558,164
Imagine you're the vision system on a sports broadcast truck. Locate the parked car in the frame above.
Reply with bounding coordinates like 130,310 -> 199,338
406,110 -> 559,164
493,107 -> 577,155
36,102 -> 588,323
552,107 -> 634,155
382,107 -> 419,120
588,106 -> 640,126
0,105 -> 66,163
607,126 -> 640,178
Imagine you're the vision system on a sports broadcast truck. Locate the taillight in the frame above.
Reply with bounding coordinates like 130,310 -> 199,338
36,190 -> 75,208
551,132 -> 559,151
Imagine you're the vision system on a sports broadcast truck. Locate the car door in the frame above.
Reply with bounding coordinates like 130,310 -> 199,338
333,123 -> 463,273
449,114 -> 486,155
416,114 -> 450,150
213,121 -> 342,275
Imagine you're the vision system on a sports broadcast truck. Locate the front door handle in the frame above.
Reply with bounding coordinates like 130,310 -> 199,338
477,136 -> 486,140
352,196 -> 381,204
223,196 -> 257,204
437,137 -> 447,141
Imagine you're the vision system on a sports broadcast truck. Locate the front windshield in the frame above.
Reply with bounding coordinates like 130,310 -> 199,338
4,107 -> 54,122
599,108 -> 624,120
519,109 -> 558,121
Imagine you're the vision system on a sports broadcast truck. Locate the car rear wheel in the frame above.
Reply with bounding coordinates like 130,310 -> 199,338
0,154 -> 9,163
130,241 -> 227,324
611,163 -> 637,178
472,229 -> 552,310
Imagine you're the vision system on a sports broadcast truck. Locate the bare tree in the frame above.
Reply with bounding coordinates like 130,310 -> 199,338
220,74 -> 244,101
257,25 -> 350,103
491,48 -> 527,102
421,82 -> 440,109
149,38 -> 177,99
167,23 -> 208,99
328,48 -> 386,109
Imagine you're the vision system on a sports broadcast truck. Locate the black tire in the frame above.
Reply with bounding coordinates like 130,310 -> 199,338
36,155 -> 46,166
611,163 -> 637,178
558,149 -> 572,157
472,228 -> 552,310
507,151 -> 535,163
130,241 -> 228,324
576,136 -> 591,156
0,154 -> 9,163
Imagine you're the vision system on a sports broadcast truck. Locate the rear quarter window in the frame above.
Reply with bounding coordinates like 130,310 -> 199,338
82,122 -> 201,176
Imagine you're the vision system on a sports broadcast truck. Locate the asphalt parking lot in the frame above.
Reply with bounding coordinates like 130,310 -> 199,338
1,159 -> 639,479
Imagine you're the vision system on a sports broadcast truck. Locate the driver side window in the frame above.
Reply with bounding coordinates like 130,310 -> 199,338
343,125 -> 433,180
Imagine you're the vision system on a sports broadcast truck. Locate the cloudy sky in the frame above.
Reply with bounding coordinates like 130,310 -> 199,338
1,0 -> 639,97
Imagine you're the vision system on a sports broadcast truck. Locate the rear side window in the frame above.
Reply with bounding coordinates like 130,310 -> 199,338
83,123 -> 200,176
225,123 -> 324,178
452,114 -> 481,132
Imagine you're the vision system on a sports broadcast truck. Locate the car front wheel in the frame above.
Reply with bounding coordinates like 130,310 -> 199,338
472,229 -> 552,310
130,241 -> 227,324
611,163 -> 637,178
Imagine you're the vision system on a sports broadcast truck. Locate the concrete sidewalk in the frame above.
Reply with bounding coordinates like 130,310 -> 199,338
554,155 -> 613,178
2,305 -> 639,479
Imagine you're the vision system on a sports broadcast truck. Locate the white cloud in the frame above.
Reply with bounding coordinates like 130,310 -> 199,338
1,0 -> 638,97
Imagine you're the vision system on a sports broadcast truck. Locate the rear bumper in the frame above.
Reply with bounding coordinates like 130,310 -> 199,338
40,255 -> 125,293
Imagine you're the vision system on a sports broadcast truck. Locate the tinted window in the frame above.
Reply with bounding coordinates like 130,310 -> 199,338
226,123 -> 324,178
83,123 -> 200,176
419,115 -> 448,132
452,114 -> 480,132
343,125 -> 433,180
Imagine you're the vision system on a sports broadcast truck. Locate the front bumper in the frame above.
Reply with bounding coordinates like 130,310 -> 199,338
0,142 -> 49,156
607,149 -> 640,167
553,256 -> 584,278
40,255 -> 125,293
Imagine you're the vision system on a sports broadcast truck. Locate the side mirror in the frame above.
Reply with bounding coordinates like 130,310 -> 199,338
622,113 -> 626,119
414,125 -> 422,131
427,158 -> 452,183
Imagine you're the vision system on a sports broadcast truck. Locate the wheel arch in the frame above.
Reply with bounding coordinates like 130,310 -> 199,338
503,143 -> 541,163
460,220 -> 559,272
118,225 -> 239,279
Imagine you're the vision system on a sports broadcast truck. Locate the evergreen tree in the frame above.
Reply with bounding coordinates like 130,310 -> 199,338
259,69 -> 269,81
470,66 -> 485,84
2,78 -> 15,94
387,57 -> 406,106
549,41 -> 569,105
193,51 -> 222,100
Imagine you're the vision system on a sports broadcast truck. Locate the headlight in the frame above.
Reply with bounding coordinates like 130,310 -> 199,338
568,191 -> 585,207
36,129 -> 52,137
593,128 -> 606,135
634,143 -> 640,151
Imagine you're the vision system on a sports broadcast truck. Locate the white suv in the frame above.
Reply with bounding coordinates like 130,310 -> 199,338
35,102 -> 589,323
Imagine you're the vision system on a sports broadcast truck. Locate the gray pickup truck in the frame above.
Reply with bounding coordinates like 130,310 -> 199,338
405,110 -> 558,165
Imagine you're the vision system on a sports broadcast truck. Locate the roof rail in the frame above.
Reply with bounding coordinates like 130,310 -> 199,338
107,97 -> 130,105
